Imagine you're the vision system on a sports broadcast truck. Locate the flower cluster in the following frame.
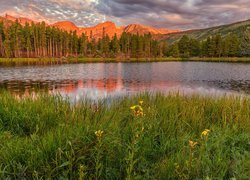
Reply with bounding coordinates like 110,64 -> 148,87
130,100 -> 145,117
201,129 -> 210,137
130,105 -> 144,117
95,130 -> 104,139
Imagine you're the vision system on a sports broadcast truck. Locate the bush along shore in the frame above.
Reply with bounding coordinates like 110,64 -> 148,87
0,57 -> 250,66
0,92 -> 249,179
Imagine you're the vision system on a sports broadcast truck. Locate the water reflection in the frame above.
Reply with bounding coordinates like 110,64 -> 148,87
0,62 -> 249,100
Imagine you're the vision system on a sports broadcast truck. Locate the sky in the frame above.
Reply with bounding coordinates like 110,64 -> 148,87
0,0 -> 249,30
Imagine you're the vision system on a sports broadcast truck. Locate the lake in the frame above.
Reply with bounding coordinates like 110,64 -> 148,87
0,62 -> 249,100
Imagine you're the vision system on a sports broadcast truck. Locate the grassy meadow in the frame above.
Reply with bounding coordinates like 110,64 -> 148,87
0,92 -> 249,179
0,57 -> 250,66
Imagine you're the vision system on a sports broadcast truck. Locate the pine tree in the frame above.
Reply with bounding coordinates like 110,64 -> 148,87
240,29 -> 250,56
214,34 -> 223,57
228,34 -> 240,57
169,43 -> 180,58
3,29 -> 11,58
130,34 -> 137,58
40,22 -> 47,57
189,38 -> 200,57
79,33 -> 87,57
0,21 -> 4,57
110,34 -> 120,57
151,40 -> 159,58
206,37 -> 216,57
222,35 -> 239,57
222,36 -> 230,57
201,40 -> 208,57
120,32 -> 129,57
72,31 -> 78,56
23,23 -> 32,57
178,35 -> 190,57
137,35 -> 144,58
144,33 -> 151,58
162,41 -> 168,57
103,35 -> 110,57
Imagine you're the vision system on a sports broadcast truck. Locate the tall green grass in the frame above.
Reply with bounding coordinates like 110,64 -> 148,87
0,92 -> 249,179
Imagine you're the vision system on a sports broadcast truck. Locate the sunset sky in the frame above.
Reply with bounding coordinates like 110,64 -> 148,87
0,0 -> 249,29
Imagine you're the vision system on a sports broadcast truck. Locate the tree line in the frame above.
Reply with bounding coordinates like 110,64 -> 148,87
0,20 -> 165,58
0,20 -> 249,58
166,34 -> 248,58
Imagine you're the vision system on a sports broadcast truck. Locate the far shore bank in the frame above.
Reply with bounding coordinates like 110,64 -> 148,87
0,57 -> 250,66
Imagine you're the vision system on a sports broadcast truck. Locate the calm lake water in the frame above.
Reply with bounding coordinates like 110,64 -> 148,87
0,62 -> 249,100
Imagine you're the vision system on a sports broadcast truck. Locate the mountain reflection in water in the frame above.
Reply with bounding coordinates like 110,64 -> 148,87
0,62 -> 249,100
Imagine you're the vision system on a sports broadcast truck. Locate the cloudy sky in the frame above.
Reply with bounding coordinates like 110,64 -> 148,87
0,0 -> 249,30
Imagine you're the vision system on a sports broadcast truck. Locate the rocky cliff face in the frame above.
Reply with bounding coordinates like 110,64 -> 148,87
52,21 -> 78,32
124,24 -> 179,35
78,21 -> 123,39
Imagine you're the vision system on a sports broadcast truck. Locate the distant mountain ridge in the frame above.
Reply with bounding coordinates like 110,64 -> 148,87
0,14 -> 179,39
158,19 -> 250,43
3,14 -> 37,25
2,14 -> 249,45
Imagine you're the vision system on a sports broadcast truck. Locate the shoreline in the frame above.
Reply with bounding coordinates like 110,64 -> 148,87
0,57 -> 250,66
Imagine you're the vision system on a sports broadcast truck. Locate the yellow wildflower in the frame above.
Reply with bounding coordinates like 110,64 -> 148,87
95,130 -> 104,139
139,100 -> 143,105
201,129 -> 210,136
189,140 -> 198,148
130,104 -> 145,117
205,176 -> 211,180
130,106 -> 136,110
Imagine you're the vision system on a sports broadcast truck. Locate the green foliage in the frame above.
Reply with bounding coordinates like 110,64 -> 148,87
189,38 -> 200,56
168,43 -> 180,58
176,35 -> 201,58
240,28 -> 250,56
0,92 -> 249,179
0,22 -> 4,57
0,18 -> 250,59
173,34 -> 240,58
178,35 -> 190,57
0,19 -> 249,58
0,21 -> 167,59
163,19 -> 250,56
